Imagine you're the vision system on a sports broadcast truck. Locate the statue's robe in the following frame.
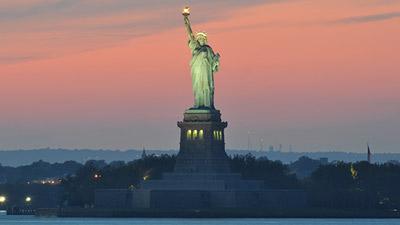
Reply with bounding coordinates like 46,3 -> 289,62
188,39 -> 219,109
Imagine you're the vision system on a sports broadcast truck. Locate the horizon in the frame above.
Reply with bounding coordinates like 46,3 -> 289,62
1,147 -> 400,167
0,147 -> 399,154
1,1 -> 399,153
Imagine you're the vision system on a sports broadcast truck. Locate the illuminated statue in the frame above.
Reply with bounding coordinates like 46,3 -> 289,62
182,7 -> 220,109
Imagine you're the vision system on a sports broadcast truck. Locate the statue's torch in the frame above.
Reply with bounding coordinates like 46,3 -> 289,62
182,6 -> 190,16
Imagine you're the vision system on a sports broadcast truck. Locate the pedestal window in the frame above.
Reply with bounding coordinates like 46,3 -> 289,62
187,130 -> 192,140
213,130 -> 223,140
199,130 -> 204,140
193,130 -> 198,139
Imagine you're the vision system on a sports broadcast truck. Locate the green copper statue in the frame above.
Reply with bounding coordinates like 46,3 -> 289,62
182,7 -> 220,109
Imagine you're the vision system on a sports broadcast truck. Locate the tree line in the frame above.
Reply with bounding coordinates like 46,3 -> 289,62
1,154 -> 400,211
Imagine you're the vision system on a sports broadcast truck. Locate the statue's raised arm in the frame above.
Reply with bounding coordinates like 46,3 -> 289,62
182,7 -> 195,41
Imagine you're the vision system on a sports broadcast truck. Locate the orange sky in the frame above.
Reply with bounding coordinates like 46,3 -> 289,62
0,0 -> 399,152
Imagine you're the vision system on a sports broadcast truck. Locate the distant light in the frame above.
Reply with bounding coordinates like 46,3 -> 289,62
25,197 -> 32,203
94,174 -> 102,179
350,164 -> 358,179
143,175 -> 149,181
0,196 -> 6,203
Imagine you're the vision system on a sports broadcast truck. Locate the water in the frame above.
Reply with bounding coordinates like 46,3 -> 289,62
0,216 -> 400,225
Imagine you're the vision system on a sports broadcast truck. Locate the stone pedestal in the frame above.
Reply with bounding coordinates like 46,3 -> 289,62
94,108 -> 307,210
175,109 -> 230,173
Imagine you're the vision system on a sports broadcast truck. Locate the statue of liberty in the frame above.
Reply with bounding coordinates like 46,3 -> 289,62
182,7 -> 220,109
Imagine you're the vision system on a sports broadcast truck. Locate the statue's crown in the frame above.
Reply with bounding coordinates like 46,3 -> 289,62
196,32 -> 207,39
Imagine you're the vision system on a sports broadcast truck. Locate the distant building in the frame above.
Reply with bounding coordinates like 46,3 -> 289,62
268,145 -> 274,152
320,157 -> 329,165
367,144 -> 372,163
141,148 -> 147,159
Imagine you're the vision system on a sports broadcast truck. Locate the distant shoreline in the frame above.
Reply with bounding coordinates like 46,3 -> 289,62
34,207 -> 400,218
1,148 -> 399,167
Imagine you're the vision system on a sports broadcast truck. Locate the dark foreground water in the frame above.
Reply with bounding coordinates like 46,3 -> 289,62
1,216 -> 400,225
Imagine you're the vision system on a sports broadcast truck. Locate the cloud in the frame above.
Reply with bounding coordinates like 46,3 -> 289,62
0,55 -> 39,63
1,0 -> 289,64
332,11 -> 400,24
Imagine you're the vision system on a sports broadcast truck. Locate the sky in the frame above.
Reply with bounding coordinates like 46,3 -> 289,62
0,0 -> 399,152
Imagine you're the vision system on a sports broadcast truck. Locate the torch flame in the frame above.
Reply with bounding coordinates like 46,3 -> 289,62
182,6 -> 190,15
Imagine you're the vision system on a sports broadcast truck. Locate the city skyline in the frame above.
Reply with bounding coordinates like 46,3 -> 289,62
0,0 -> 399,152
